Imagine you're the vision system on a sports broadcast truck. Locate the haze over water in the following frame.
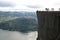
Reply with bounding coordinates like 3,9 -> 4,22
0,29 -> 37,40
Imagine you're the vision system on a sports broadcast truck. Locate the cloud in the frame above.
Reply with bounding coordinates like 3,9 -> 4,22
0,1 -> 14,7
0,29 -> 37,40
0,0 -> 60,11
53,3 -> 60,8
26,5 -> 42,9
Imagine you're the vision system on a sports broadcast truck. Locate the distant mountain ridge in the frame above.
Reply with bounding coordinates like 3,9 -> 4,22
0,11 -> 38,33
0,17 -> 38,33
0,11 -> 37,22
0,11 -> 37,17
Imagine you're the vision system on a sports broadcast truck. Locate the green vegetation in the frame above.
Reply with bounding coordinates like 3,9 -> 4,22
0,11 -> 38,33
0,17 -> 38,33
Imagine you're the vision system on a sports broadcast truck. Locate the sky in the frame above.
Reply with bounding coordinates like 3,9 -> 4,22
0,0 -> 60,12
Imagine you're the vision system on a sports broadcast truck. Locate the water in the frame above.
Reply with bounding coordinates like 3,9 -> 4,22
0,29 -> 37,40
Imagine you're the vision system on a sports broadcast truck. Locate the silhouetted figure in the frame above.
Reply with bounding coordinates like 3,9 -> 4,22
45,8 -> 49,11
51,8 -> 54,11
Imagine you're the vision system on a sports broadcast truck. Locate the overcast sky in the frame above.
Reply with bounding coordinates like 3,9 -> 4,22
0,0 -> 60,11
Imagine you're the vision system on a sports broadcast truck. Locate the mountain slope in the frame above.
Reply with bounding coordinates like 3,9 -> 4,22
0,17 -> 38,33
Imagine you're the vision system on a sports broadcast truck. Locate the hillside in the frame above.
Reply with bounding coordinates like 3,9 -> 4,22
0,11 -> 37,22
0,11 -> 37,17
0,11 -> 38,33
0,17 -> 38,33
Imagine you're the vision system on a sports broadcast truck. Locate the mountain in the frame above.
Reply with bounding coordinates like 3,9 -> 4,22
0,11 -> 37,22
0,11 -> 38,33
0,11 -> 37,17
0,17 -> 38,33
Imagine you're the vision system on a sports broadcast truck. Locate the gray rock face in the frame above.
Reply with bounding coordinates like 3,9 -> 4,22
37,11 -> 60,40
